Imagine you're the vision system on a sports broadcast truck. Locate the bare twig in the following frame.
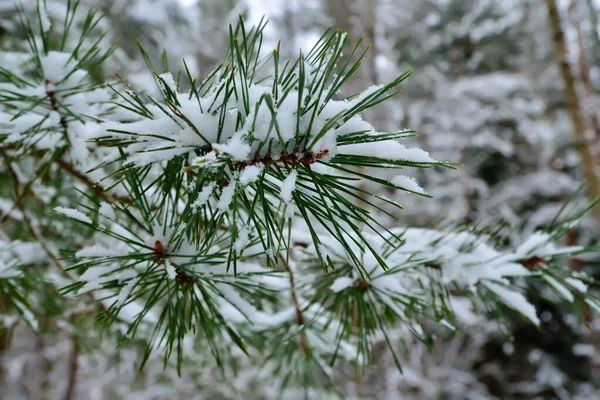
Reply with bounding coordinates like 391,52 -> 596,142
55,158 -> 131,204
0,149 -> 57,224
2,151 -> 62,268
63,339 -> 78,400
278,253 -> 308,354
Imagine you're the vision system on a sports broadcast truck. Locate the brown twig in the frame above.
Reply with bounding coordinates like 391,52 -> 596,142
55,158 -> 131,204
2,153 -> 90,287
36,335 -> 52,399
233,148 -> 329,171
1,145 -> 131,206
45,80 -> 68,134
0,149 -> 59,224
63,339 -> 78,400
278,253 -> 308,354
3,155 -> 62,270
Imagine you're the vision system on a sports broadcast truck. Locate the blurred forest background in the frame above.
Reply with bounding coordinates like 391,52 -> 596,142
2,0 -> 600,398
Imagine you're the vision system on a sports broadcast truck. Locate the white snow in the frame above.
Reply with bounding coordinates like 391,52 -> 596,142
484,281 -> 540,325
217,182 -> 237,211
234,224 -> 251,252
76,245 -> 124,258
3,13 -> 593,395
280,170 -> 297,203
439,319 -> 456,330
543,275 -> 574,302
0,198 -> 23,221
158,72 -> 177,92
165,259 -> 177,280
77,266 -> 113,294
192,151 -> 218,166
0,260 -> 18,279
565,277 -> 588,293
20,308 -> 38,331
586,299 -> 600,313
515,232 -> 553,257
116,277 -> 139,307
54,206 -> 93,224
391,175 -> 427,194
329,276 -> 354,292
340,141 -> 435,162
40,51 -> 75,82
191,181 -> 217,210
99,202 -> 116,220
212,133 -> 251,161
10,242 -> 45,265
38,2 -> 52,33
239,164 -> 264,186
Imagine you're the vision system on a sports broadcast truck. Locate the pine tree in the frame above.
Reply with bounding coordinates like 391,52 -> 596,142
0,2 -> 599,398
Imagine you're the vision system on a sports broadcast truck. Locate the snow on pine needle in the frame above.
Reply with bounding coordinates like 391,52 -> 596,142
90,18 -> 456,272
0,4 -> 121,196
59,182 -> 292,367
295,222 -> 599,368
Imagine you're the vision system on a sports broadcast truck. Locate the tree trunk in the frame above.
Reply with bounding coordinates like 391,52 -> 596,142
545,0 -> 600,227
568,0 -> 600,146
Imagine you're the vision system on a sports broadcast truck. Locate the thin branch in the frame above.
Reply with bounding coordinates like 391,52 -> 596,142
3,155 -> 64,271
56,158 -> 132,204
45,80 -> 69,134
278,253 -> 308,355
0,149 -> 57,224
63,339 -> 78,400
36,335 -> 52,398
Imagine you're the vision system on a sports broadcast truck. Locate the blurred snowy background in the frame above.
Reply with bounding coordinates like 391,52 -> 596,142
1,0 -> 600,398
